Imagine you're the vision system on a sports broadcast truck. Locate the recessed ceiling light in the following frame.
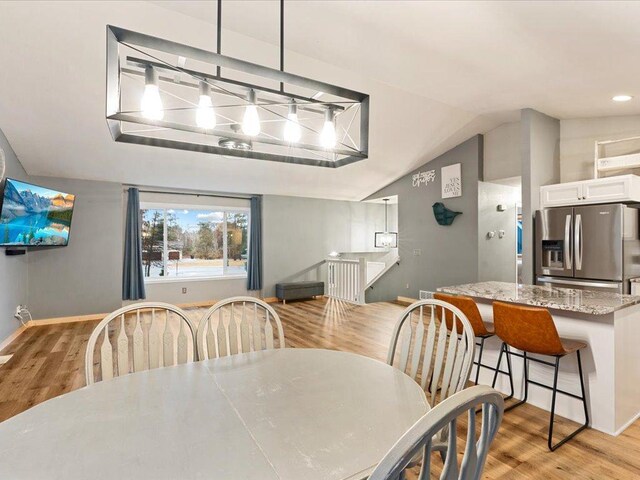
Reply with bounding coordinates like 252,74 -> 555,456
612,95 -> 633,102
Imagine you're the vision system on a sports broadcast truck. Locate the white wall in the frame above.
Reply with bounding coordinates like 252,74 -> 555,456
560,114 -> 640,182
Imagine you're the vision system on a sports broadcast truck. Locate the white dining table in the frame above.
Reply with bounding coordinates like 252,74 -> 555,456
0,348 -> 428,480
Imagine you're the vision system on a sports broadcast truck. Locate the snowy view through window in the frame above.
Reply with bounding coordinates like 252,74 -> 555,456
141,207 -> 248,279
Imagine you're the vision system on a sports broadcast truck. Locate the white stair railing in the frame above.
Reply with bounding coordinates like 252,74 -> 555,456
327,258 -> 366,305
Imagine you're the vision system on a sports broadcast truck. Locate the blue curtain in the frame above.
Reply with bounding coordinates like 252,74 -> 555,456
247,196 -> 263,291
122,188 -> 146,301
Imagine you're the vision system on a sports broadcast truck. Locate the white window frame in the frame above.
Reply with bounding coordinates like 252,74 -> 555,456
140,202 -> 250,283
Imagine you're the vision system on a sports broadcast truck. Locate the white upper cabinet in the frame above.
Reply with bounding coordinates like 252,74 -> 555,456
541,181 -> 583,207
540,175 -> 640,208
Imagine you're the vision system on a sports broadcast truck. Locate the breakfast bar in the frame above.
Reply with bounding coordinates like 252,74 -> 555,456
437,281 -> 640,436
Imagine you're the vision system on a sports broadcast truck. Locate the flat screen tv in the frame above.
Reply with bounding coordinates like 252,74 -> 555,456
0,178 -> 75,247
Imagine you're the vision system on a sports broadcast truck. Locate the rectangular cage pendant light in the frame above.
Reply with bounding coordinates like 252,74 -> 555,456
106,26 -> 370,168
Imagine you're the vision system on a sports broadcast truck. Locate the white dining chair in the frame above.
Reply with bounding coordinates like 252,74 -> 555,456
196,296 -> 285,360
387,299 -> 476,453
368,385 -> 504,480
85,302 -> 197,385
388,299 -> 475,407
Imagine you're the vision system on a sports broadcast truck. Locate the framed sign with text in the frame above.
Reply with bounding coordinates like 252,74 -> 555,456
441,163 -> 462,198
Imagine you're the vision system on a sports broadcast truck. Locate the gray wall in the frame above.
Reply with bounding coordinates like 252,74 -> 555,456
0,128 -> 29,341
141,277 -> 249,305
478,182 -> 519,283
521,109 -> 560,284
27,177 -> 123,319
484,121 -> 521,182
262,195 -> 387,298
364,135 -> 484,302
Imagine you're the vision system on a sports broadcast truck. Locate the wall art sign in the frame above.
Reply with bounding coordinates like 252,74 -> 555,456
441,163 -> 462,198
412,169 -> 436,188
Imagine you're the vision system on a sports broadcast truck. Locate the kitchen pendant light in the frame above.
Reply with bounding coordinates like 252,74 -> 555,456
283,100 -> 301,143
374,199 -> 398,248
140,65 -> 164,120
106,0 -> 369,167
242,89 -> 261,136
196,81 -> 216,129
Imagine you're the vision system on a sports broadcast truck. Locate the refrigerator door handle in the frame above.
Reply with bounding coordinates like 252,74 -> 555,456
564,214 -> 572,269
575,213 -> 583,271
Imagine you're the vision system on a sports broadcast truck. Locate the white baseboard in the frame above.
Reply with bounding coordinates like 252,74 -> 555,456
0,297 -> 280,352
0,324 -> 29,353
613,410 -> 640,437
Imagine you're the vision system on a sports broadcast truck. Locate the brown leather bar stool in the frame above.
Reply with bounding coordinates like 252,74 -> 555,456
434,293 -> 513,394
491,301 -> 590,451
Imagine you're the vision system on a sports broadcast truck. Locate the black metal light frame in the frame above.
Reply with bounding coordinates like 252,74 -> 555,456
105,23 -> 369,168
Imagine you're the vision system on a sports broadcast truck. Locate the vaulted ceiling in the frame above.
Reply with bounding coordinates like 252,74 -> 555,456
1,1 -> 639,200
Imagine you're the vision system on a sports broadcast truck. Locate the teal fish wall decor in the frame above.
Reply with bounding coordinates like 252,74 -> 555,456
432,202 -> 462,226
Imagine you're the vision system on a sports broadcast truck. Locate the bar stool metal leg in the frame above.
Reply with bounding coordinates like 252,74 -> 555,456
475,337 -> 486,385
548,350 -> 590,451
504,350 -> 528,412
491,342 -> 515,400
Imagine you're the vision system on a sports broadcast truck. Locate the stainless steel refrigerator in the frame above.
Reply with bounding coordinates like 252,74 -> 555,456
535,203 -> 640,293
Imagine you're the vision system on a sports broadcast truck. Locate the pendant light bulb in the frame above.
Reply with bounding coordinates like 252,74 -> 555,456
283,100 -> 301,143
320,108 -> 336,149
141,66 -> 164,120
242,89 -> 261,136
196,81 -> 216,129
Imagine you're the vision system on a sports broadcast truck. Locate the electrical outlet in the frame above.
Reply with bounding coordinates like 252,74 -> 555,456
406,283 -> 410,289
182,288 -> 187,294
413,249 -> 421,256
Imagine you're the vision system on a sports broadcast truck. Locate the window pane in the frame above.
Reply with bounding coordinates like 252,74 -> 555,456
164,209 -> 225,278
139,206 -> 249,280
141,209 -> 165,278
226,212 -> 248,275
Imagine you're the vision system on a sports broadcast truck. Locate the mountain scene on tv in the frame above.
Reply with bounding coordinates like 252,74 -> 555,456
0,179 -> 75,246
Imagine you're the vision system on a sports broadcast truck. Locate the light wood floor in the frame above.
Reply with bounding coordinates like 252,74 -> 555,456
1,298 -> 639,479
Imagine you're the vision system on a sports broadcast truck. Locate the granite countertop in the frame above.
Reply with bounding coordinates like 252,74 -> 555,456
437,281 -> 640,315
